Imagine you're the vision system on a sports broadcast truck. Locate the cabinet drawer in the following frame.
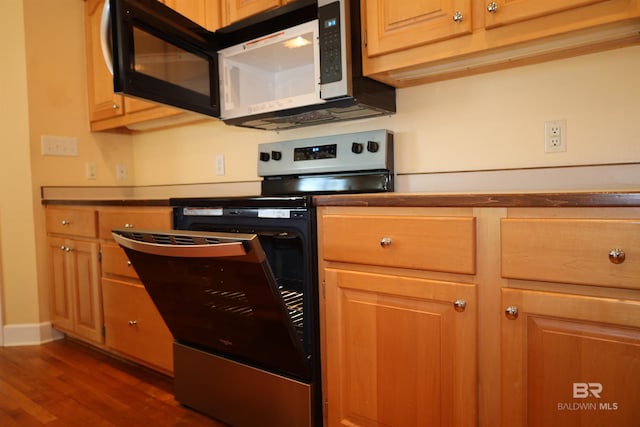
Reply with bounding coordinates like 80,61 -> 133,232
322,215 -> 476,274
46,207 -> 97,238
101,242 -> 138,279
102,278 -> 173,373
501,218 -> 640,289
98,208 -> 172,240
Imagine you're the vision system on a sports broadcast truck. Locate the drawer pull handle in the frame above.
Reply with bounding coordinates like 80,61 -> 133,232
505,306 -> 519,320
453,299 -> 467,312
124,223 -> 134,228
380,237 -> 392,248
128,320 -> 137,326
608,248 -> 626,264
487,2 -> 498,13
59,246 -> 74,252
61,220 -> 71,226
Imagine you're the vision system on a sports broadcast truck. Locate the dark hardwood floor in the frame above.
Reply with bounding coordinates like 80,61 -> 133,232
0,339 -> 228,426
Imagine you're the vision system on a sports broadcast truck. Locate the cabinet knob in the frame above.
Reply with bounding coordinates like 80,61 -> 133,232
608,248 -> 626,264
487,2 -> 498,13
61,219 -> 71,226
505,306 -> 519,320
124,223 -> 134,228
380,237 -> 392,248
126,261 -> 132,267
453,11 -> 464,22
453,299 -> 467,312
112,104 -> 120,109
128,320 -> 137,327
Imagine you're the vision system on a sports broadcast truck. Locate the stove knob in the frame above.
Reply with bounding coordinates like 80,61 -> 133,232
351,142 -> 364,154
271,150 -> 282,161
259,151 -> 270,162
367,141 -> 380,153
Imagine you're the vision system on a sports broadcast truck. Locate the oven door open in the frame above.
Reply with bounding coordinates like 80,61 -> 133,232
112,228 -> 310,380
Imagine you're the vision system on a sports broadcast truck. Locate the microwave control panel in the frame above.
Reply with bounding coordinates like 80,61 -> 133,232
318,1 -> 342,84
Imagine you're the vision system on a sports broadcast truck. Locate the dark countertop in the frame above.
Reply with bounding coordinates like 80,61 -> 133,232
42,191 -> 640,208
42,199 -> 172,207
313,191 -> 640,208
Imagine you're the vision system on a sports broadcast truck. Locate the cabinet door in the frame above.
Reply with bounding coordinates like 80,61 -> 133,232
363,0 -> 472,57
48,237 -> 103,344
501,288 -> 640,426
324,268 -> 477,427
163,0 -> 219,29
102,278 -> 174,373
85,0 -> 124,122
48,237 -> 75,332
97,207 -> 172,240
485,0 -> 609,29
223,0 -> 281,26
69,239 -> 103,344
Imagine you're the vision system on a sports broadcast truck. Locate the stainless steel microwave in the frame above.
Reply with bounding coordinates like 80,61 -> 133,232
106,0 -> 395,130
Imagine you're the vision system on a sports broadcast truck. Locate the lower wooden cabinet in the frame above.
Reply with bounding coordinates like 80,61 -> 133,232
102,277 -> 174,373
501,288 -> 640,426
319,206 -> 478,427
98,207 -> 174,373
323,268 -> 477,427
48,236 -> 103,344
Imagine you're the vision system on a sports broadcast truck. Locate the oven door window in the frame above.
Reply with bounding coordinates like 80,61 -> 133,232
110,0 -> 219,117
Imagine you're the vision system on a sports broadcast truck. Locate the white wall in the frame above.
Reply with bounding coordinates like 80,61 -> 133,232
0,0 -> 41,341
130,46 -> 640,187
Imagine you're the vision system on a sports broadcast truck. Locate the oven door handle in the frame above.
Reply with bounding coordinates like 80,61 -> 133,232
112,230 -> 253,259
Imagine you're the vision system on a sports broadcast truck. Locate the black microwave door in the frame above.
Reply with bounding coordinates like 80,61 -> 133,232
112,229 -> 310,381
109,0 -> 219,117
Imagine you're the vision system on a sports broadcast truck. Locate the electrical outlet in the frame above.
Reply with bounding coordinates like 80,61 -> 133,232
116,163 -> 127,180
215,154 -> 225,176
544,120 -> 567,153
86,162 -> 97,180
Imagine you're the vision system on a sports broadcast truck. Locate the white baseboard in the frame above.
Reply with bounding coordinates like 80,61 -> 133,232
2,322 -> 64,347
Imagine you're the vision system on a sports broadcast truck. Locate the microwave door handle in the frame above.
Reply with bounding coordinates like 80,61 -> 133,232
100,0 -> 114,75
112,233 -> 250,258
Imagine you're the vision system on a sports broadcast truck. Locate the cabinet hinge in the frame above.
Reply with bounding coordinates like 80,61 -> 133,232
98,250 -> 102,263
102,324 -> 106,338
322,280 -> 326,299
364,30 -> 368,48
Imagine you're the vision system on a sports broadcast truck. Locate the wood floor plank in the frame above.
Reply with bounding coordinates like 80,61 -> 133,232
0,339 -> 228,426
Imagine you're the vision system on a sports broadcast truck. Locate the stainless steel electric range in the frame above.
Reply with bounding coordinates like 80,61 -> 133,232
112,129 -> 394,427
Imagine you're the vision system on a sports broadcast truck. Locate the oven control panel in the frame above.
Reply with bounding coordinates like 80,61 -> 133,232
258,129 -> 393,177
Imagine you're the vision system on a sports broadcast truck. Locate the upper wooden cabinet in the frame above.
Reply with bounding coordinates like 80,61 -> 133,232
361,0 -> 640,86
85,0 -> 124,124
84,0 -> 214,132
484,0 -> 610,28
163,0 -> 221,29
364,0 -> 472,57
222,0 -> 281,26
